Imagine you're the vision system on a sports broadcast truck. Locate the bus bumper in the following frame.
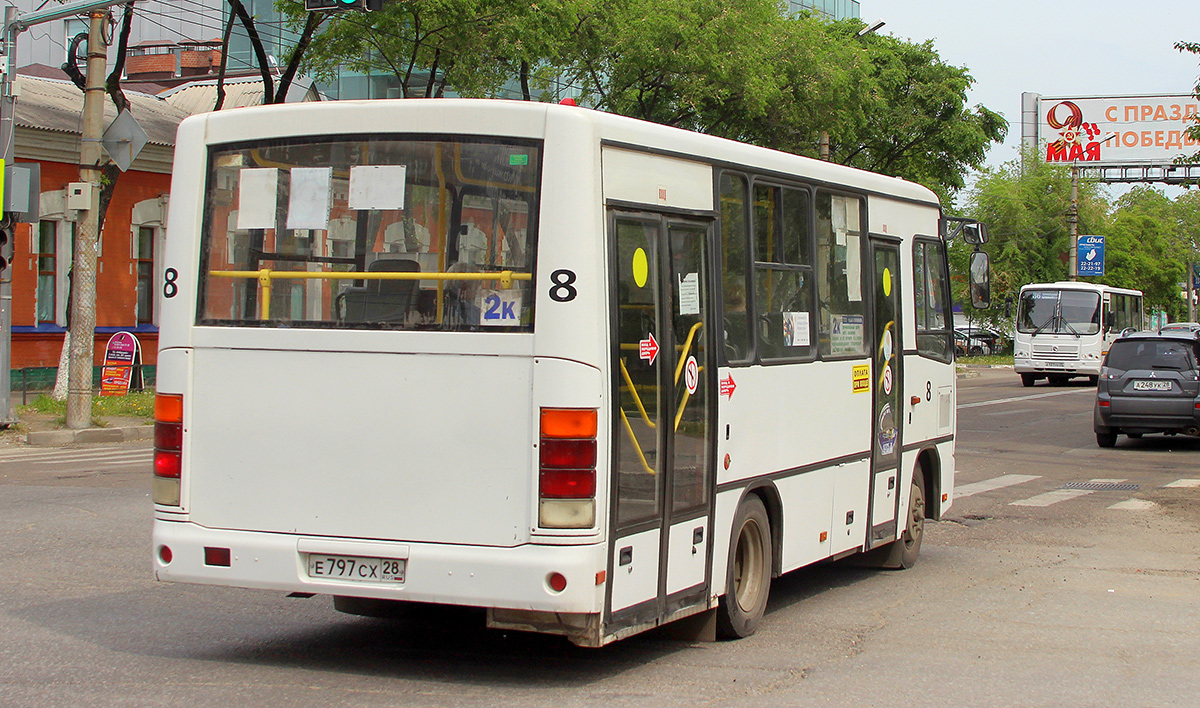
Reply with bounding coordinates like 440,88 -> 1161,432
1014,359 -> 1101,377
152,520 -> 607,614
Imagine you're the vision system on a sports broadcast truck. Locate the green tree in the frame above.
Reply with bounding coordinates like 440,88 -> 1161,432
822,23 -> 1007,204
281,0 -> 580,99
1106,186 -> 1188,319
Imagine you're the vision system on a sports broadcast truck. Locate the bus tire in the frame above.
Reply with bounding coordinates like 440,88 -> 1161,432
717,495 -> 772,639
1020,373 -> 1036,387
876,467 -> 926,570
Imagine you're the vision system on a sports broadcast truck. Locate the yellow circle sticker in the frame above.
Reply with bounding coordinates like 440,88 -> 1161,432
633,248 -> 649,288
882,268 -> 892,297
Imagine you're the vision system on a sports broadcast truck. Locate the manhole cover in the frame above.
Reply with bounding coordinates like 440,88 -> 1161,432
1060,482 -> 1140,491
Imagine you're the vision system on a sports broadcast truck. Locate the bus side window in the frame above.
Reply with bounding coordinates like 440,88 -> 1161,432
720,173 -> 751,363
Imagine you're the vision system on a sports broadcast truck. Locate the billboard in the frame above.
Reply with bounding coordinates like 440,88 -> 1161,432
1025,94 -> 1200,166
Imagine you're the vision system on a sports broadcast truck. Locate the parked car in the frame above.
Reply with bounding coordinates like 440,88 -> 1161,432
1160,322 -> 1200,333
954,326 -> 1004,356
1093,329 -> 1200,448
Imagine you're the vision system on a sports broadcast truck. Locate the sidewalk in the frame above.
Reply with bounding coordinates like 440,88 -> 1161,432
2,410 -> 152,447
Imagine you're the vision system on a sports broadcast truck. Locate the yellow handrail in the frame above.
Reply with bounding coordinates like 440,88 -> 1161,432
209,269 -> 531,319
673,322 -> 704,386
618,408 -> 656,475
618,358 -> 655,430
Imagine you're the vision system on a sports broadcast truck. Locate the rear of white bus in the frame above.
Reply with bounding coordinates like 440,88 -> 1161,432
151,101 -> 614,645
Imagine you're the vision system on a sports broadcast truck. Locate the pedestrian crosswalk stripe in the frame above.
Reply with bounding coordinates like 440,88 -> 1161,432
1164,479 -> 1200,488
955,474 -> 1040,499
1108,499 -> 1157,511
1010,478 -> 1126,507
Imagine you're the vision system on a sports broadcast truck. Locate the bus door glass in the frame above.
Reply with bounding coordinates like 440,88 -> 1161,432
869,238 -> 902,546
609,213 -> 714,623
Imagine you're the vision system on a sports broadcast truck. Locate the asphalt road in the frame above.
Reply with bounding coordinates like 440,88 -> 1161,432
1,368 -> 1198,707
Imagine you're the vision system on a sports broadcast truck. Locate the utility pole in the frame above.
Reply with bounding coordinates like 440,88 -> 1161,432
1068,164 -> 1079,281
64,10 -> 108,429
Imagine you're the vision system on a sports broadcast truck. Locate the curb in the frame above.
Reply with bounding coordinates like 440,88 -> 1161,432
26,424 -> 153,447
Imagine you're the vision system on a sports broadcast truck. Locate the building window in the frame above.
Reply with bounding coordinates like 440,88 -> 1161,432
136,226 -> 155,324
36,222 -> 57,324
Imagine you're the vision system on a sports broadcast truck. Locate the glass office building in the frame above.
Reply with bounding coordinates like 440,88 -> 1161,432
787,0 -> 861,20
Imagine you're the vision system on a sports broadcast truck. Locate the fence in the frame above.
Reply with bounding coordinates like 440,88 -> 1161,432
10,366 -> 157,405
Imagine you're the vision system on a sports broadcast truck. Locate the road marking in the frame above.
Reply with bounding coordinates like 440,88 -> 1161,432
1010,478 -> 1125,507
955,474 -> 1041,498
1164,479 -> 1200,488
1108,499 -> 1157,511
0,448 -> 152,465
959,388 -> 1093,410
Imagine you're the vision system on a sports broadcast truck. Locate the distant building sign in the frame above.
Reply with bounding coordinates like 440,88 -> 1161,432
1077,235 -> 1105,277
1026,94 -> 1199,166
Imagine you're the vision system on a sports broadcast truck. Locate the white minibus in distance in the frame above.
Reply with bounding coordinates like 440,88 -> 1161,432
1013,281 -> 1143,387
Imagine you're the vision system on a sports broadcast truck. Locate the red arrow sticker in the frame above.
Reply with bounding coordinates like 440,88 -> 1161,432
720,374 -> 736,399
639,332 -> 659,365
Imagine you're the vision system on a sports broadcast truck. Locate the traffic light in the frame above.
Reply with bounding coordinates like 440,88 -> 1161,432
0,217 -> 13,276
304,0 -> 383,11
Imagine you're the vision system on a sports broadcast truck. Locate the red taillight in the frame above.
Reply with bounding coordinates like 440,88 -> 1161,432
155,421 -> 182,450
204,547 -> 231,567
154,450 -> 181,479
540,469 -> 597,498
1099,400 -> 1111,408
539,439 -> 597,469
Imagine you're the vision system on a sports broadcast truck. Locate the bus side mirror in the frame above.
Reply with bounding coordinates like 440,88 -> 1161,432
969,250 -> 990,310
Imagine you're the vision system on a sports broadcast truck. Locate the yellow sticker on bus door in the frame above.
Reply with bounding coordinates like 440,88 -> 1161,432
852,364 -> 870,394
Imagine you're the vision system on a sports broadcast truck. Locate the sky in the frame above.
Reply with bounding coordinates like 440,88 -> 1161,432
862,0 -> 1200,197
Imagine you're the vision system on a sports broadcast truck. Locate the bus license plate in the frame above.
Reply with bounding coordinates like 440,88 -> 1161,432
1132,380 -> 1171,391
308,554 -> 405,583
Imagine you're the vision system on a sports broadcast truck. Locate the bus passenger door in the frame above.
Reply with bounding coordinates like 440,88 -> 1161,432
609,213 -> 714,629
868,238 -> 902,548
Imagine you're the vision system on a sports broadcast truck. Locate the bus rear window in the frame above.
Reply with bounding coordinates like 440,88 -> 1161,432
197,136 -> 540,331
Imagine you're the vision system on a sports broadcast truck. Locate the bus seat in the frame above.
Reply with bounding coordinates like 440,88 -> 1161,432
337,259 -> 419,324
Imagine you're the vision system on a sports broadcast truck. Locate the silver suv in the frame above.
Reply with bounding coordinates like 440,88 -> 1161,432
1094,330 -> 1200,447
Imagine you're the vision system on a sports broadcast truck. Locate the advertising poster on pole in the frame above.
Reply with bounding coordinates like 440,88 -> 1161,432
100,332 -> 142,396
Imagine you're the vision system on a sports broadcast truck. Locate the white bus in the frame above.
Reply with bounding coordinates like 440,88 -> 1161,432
151,99 -> 987,646
1013,281 -> 1143,387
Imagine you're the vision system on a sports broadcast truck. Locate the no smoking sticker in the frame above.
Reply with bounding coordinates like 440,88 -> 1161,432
684,356 -> 699,394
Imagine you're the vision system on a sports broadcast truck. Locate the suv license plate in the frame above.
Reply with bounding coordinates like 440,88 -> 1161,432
1132,380 -> 1171,391
308,554 -> 405,583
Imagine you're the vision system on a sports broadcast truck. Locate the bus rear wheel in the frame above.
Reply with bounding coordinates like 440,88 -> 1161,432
717,495 -> 771,639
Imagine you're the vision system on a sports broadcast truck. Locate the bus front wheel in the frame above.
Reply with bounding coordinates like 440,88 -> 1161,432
873,467 -> 926,570
717,495 -> 772,639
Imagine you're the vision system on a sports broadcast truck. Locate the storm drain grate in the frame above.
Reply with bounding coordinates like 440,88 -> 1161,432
1060,482 -> 1140,491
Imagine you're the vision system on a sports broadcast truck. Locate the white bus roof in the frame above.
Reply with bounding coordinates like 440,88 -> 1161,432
1019,281 -> 1143,296
183,98 -> 940,208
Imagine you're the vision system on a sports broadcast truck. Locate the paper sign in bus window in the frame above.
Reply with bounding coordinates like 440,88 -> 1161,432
678,273 -> 700,315
287,167 -> 333,230
784,312 -> 810,347
348,165 -> 407,211
237,168 -> 279,230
